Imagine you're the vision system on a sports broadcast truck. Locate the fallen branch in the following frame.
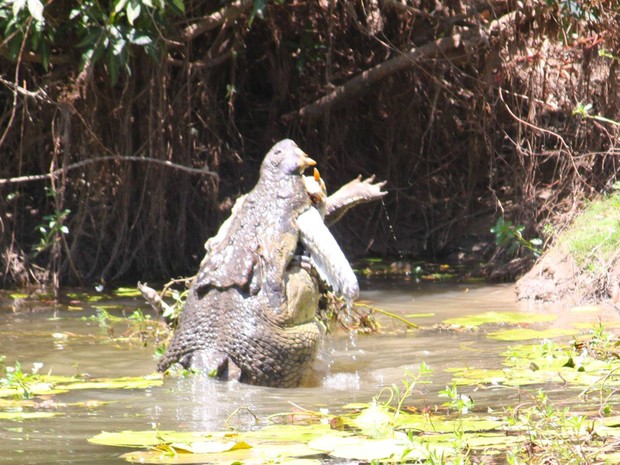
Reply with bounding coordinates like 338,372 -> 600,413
356,302 -> 419,329
0,76 -> 52,102
181,0 -> 253,41
285,32 -> 472,122
0,156 -> 218,185
166,50 -> 233,69
138,282 -> 174,316
286,10 -> 519,123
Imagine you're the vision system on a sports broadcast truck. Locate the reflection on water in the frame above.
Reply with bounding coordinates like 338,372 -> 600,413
0,281 -> 618,464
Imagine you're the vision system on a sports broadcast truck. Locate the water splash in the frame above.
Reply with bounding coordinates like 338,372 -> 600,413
381,198 -> 405,261
343,299 -> 359,360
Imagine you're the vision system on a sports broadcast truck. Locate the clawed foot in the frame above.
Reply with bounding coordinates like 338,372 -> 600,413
325,174 -> 387,225
348,174 -> 388,202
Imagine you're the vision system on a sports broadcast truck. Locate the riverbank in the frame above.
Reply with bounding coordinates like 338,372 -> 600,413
517,191 -> 620,307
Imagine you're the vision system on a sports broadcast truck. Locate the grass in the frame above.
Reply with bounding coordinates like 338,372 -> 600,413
559,192 -> 620,268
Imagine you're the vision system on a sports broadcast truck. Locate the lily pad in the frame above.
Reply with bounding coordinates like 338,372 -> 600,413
61,376 -> 163,391
449,339 -> 620,388
393,412 -> 503,433
114,287 -> 143,298
443,311 -> 556,328
308,433 -> 416,461
92,428 -> 327,465
170,440 -> 252,454
0,411 -> 63,420
89,430 -> 212,448
121,446 -> 321,465
0,374 -> 162,399
9,293 -> 29,299
487,328 -> 579,341
93,305 -> 123,311
96,426 -> 455,465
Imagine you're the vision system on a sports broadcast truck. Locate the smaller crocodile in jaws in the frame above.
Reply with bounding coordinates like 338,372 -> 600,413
157,140 -> 386,387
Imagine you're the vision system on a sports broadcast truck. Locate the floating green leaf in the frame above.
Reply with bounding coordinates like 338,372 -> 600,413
62,376 -> 163,391
170,440 -> 252,454
92,428 -> 328,464
0,411 -> 62,420
449,338 -> 620,388
443,311 -> 556,328
350,401 -> 393,438
0,374 -> 162,399
487,328 -> 579,341
121,447 -> 321,465
114,287 -> 143,298
393,412 -> 503,433
308,433 -> 412,461
9,293 -> 29,299
89,430 -> 218,448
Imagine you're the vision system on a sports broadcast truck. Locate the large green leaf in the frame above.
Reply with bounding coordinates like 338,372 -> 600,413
443,311 -> 556,328
487,328 -> 579,341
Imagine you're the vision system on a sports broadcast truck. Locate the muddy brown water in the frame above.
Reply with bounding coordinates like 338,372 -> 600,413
1,280 -> 618,464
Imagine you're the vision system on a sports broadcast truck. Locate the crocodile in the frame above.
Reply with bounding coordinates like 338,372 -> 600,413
157,139 -> 385,387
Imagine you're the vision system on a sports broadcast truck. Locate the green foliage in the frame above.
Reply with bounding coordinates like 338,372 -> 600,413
491,217 -> 543,257
163,288 -> 188,322
1,0 -> 184,83
544,0 -> 602,44
442,311 -> 556,328
557,192 -> 620,268
1,0 -> 53,69
87,307 -> 170,347
545,0 -> 601,22
439,383 -> 474,415
32,207 -> 70,256
0,355 -> 162,404
599,48 -> 620,62
389,362 -> 433,419
506,389 -> 597,464
0,357 -> 44,399
574,101 -> 620,127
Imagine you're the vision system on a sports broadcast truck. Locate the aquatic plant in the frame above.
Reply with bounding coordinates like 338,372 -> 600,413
0,356 -> 162,404
0,357 -> 44,399
439,383 -> 474,416
87,307 -> 170,347
86,322 -> 620,464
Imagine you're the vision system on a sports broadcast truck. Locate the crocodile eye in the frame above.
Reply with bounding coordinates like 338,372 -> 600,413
309,193 -> 322,205
270,151 -> 282,167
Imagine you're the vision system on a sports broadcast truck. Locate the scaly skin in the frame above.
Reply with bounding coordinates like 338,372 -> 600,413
159,264 -> 322,387
157,140 -> 386,387
158,140 -> 322,386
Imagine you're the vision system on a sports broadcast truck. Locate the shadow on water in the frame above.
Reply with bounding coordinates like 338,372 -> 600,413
0,280 -> 619,463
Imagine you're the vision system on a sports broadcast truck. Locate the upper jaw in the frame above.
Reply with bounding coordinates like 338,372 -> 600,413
295,146 -> 316,173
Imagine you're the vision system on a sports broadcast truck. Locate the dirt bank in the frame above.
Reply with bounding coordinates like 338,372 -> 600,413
517,193 -> 620,306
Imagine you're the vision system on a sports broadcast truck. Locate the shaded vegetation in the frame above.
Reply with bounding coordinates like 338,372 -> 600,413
1,0 -> 620,291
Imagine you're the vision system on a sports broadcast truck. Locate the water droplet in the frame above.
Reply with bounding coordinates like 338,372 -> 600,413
381,198 -> 405,260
